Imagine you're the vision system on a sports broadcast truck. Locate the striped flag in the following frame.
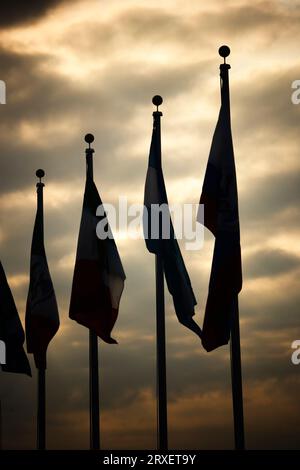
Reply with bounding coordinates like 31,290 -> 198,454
0,261 -> 31,376
69,176 -> 125,344
144,110 -> 202,338
25,183 -> 60,369
199,63 -> 242,352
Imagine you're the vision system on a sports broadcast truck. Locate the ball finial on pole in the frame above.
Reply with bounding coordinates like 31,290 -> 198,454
36,169 -> 45,183
152,95 -> 163,111
85,133 -> 94,148
219,45 -> 230,63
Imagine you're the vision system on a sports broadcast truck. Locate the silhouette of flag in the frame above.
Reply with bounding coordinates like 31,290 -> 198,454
25,185 -> 60,369
144,111 -> 201,338
0,261 -> 31,376
199,63 -> 242,352
69,177 -> 125,344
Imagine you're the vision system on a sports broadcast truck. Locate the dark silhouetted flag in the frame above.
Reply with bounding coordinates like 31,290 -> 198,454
69,177 -> 125,343
199,63 -> 242,352
25,184 -> 60,369
144,111 -> 201,338
0,261 -> 31,376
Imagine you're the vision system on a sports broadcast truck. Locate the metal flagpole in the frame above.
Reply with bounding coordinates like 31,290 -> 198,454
85,133 -> 100,450
219,45 -> 245,450
37,368 -> 46,450
152,96 -> 168,450
89,330 -> 100,450
35,169 -> 46,450
0,399 -> 2,450
155,255 -> 168,450
230,298 -> 245,449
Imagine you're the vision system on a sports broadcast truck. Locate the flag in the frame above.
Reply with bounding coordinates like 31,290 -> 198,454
69,175 -> 125,344
0,261 -> 31,376
199,63 -> 242,352
25,184 -> 60,369
144,110 -> 201,338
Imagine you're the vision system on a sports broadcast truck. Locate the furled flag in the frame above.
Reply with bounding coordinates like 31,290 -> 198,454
69,168 -> 126,344
25,182 -> 60,369
144,109 -> 202,338
199,63 -> 242,352
0,261 -> 31,376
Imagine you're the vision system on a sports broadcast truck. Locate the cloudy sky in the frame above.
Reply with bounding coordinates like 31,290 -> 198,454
0,0 -> 300,450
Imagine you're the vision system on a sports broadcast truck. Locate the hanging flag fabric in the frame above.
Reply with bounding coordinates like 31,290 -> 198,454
199,63 -> 242,352
0,261 -> 31,376
25,183 -> 60,369
144,110 -> 201,338
69,175 -> 125,344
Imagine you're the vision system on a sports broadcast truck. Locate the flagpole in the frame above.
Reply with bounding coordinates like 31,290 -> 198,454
37,368 -> 46,450
0,399 -> 2,450
219,45 -> 245,450
152,96 -> 168,451
155,255 -> 168,450
84,133 -> 100,450
230,298 -> 245,449
35,169 -> 46,450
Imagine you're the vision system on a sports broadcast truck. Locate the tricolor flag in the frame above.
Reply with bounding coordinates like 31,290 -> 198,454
144,110 -> 202,338
199,63 -> 242,352
69,174 -> 125,343
0,261 -> 31,376
25,183 -> 60,369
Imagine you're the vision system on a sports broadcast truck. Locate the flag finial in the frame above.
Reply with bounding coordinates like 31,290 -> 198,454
219,45 -> 230,64
85,133 -> 94,149
152,95 -> 163,112
36,169 -> 45,184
